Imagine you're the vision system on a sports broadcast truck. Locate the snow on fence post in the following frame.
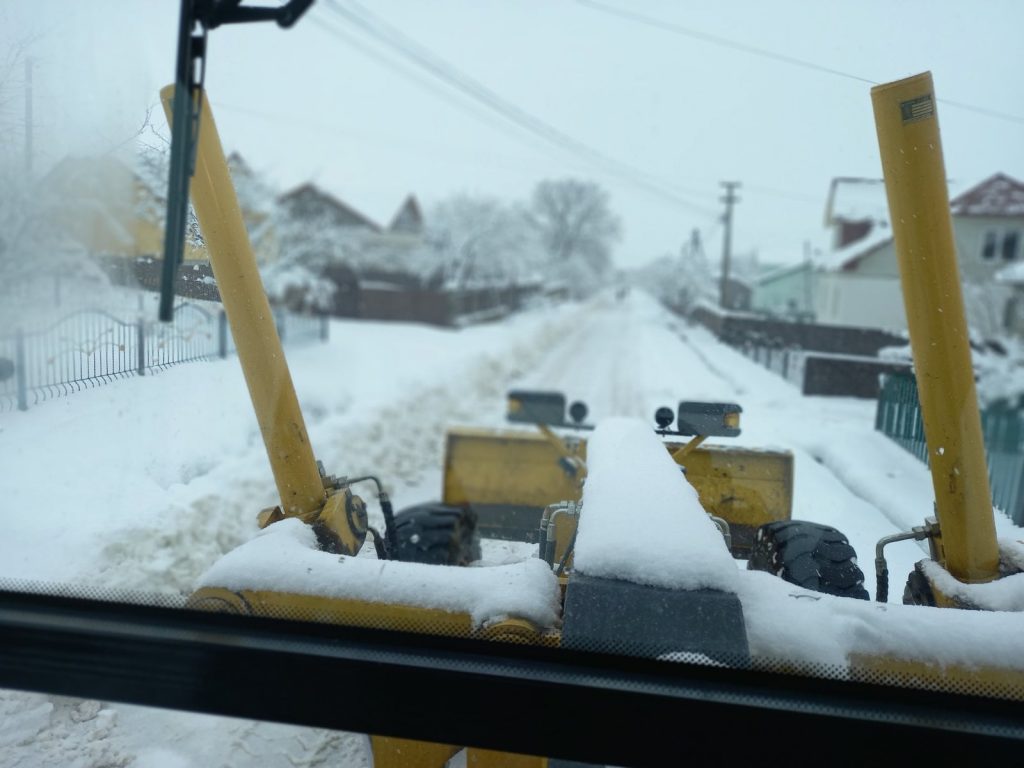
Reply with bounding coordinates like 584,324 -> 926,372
15,327 -> 28,412
218,310 -> 228,359
136,317 -> 146,377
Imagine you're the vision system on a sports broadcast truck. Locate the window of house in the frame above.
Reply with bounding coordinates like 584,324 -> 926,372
982,230 -> 998,259
1002,231 -> 1019,261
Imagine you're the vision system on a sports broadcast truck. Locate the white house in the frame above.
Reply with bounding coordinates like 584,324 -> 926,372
813,173 -> 1024,337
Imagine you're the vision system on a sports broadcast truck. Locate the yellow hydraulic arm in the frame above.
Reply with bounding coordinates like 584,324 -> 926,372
871,72 -> 1000,584
160,86 -> 366,555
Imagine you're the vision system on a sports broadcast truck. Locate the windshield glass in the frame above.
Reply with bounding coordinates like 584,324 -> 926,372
1,0 -> 1023,764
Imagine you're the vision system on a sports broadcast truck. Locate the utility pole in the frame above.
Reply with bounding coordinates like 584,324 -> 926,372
802,240 -> 814,317
688,228 -> 703,261
719,181 -> 741,309
24,57 -> 33,176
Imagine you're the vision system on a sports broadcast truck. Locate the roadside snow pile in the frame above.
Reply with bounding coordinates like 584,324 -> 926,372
573,417 -> 737,592
879,337 -> 1024,407
196,518 -> 560,628
973,339 -> 1024,407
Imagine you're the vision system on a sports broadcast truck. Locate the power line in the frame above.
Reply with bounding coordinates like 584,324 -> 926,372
214,100 -> 598,180
745,183 -> 823,205
307,15 -> 544,153
321,0 -> 717,217
575,0 -> 1024,127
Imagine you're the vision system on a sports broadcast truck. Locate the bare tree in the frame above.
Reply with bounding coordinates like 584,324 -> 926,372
528,178 -> 621,294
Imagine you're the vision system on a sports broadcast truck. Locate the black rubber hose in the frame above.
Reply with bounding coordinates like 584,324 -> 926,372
368,526 -> 388,561
379,493 -> 399,559
346,475 -> 399,560
875,557 -> 889,603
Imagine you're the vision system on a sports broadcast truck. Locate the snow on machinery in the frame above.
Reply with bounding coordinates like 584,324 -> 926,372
155,3 -> 1024,761
443,390 -> 871,599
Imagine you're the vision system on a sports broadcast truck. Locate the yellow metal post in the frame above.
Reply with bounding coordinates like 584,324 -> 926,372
160,86 -> 327,520
871,72 -> 999,583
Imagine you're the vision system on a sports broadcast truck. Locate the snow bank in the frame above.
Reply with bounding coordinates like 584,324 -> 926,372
196,519 -> 560,629
573,417 -> 738,592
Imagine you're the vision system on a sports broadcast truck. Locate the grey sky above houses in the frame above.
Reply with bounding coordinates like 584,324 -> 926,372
3,1 -> 1022,269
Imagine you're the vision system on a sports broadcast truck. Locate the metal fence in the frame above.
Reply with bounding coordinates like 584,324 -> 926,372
0,303 -> 329,412
876,372 -> 1024,525
740,343 -> 803,387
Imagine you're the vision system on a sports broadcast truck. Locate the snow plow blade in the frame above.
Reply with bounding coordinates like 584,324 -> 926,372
441,427 -> 793,556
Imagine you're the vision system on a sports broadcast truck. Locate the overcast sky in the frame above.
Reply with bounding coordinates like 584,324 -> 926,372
3,1 -> 1023,268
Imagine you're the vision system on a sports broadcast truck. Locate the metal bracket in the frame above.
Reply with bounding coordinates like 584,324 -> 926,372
159,0 -> 315,322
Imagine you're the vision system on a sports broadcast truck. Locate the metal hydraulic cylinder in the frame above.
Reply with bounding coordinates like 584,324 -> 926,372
871,72 -> 999,583
160,86 -> 327,521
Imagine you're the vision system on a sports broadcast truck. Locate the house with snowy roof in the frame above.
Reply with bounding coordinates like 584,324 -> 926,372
751,260 -> 816,319
812,173 -> 1024,337
39,154 -> 207,262
275,183 -> 436,285
38,152 -> 285,265
749,178 -> 891,321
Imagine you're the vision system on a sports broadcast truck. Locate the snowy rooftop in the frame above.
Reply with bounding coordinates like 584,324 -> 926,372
823,177 -> 890,226
820,226 -> 893,271
950,173 -> 1024,218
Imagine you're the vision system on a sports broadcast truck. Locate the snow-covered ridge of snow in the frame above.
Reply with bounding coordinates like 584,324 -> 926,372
196,518 -> 561,629
574,417 -> 738,592
916,540 -> 1024,612
739,571 -> 1024,672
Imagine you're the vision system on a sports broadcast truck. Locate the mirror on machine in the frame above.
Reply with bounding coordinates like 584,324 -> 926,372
507,390 -> 593,429
675,402 -> 742,437
507,390 -> 567,425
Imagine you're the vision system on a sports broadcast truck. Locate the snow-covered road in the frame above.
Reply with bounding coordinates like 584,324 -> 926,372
1,291 -> 1022,766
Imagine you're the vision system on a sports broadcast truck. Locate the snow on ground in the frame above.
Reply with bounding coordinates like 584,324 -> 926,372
1,289 -> 1023,765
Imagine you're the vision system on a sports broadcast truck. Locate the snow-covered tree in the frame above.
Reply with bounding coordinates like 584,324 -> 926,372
629,229 -> 715,313
528,178 -> 621,296
0,167 -> 114,328
427,194 -> 538,288
962,280 -> 1018,343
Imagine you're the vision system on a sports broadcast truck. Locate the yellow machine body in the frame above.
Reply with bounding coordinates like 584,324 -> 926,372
871,71 -> 1000,584
171,77 -> 1023,767
161,85 -> 365,555
442,427 -> 793,556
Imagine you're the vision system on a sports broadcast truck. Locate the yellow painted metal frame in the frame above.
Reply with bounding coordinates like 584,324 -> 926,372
160,86 -> 327,522
442,427 -> 793,539
871,73 -> 1000,583
189,586 -> 556,645
170,78 -> 1024,768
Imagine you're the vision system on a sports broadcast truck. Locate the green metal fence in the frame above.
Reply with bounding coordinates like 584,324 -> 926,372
876,372 -> 1024,525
